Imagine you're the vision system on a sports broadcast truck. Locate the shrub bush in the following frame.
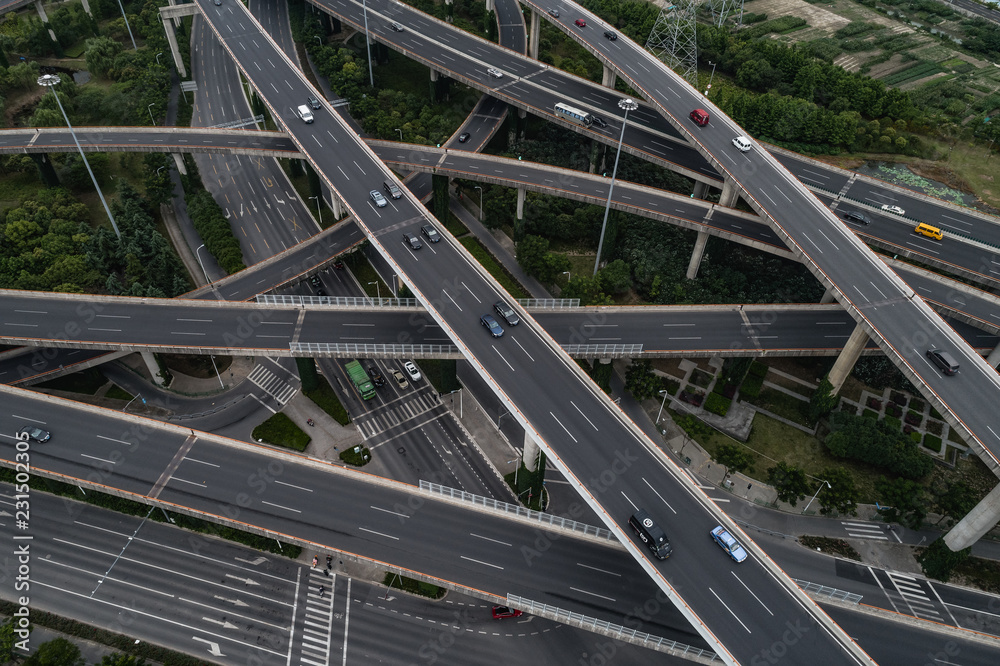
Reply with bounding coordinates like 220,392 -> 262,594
868,397 -> 883,410
910,398 -> 925,412
890,391 -> 907,406
905,410 -> 923,426
748,361 -> 769,378
923,434 -> 942,453
862,408 -> 879,420
884,416 -> 902,432
911,431 -> 922,443
680,391 -> 704,407
926,420 -> 943,436
885,404 -> 902,418
251,413 -> 310,451
705,392 -> 732,417
340,445 -> 371,466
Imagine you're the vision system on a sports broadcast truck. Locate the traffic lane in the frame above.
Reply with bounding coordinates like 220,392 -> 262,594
0,348 -> 112,385
0,394 -> 188,497
160,439 -> 707,644
774,152 -> 852,193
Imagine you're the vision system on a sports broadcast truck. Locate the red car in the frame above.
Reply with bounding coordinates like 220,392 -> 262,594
575,18 -> 586,28
491,606 -> 523,619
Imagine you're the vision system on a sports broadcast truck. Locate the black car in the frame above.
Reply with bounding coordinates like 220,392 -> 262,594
458,132 -> 471,143
494,300 -> 519,326
480,314 -> 504,338
604,30 -> 617,41
842,211 -> 871,225
421,224 -> 441,243
18,425 -> 50,443
367,365 -> 386,386
307,96 -> 321,110
403,232 -> 422,250
390,22 -> 404,32
310,274 -> 321,287
592,116 -> 608,129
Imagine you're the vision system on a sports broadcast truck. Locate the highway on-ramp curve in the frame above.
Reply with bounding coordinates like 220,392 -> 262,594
197,2 -> 872,664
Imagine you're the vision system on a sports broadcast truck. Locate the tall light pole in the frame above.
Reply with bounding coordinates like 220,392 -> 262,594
115,0 -> 137,50
361,0 -> 374,87
308,195 -> 323,225
562,271 -> 571,283
474,185 -> 483,221
656,389 -> 670,424
196,243 -> 212,285
368,280 -> 380,302
147,103 -> 156,126
705,61 -> 717,96
593,98 -> 638,276
38,74 -> 120,240
155,52 -> 163,66
802,480 -> 831,515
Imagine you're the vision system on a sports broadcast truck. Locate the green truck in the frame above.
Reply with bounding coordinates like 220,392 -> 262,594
345,360 -> 376,400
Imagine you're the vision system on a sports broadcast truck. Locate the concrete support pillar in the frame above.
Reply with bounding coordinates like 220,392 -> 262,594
485,0 -> 494,10
719,177 -> 739,209
79,0 -> 92,16
602,65 -> 617,88
529,11 -> 540,60
34,1 -> 57,42
329,191 -> 345,218
827,323 -> 869,393
945,482 -> 1000,551
430,69 -> 439,82
820,289 -> 837,304
685,231 -> 709,280
166,0 -> 183,27
692,180 -> 709,200
141,351 -> 167,386
987,340 -> 1000,368
516,187 -> 525,221
164,19 -> 187,78
171,153 -> 187,175
522,431 -> 541,472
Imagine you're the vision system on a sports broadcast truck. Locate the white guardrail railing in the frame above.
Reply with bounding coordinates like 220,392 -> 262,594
793,579 -> 863,605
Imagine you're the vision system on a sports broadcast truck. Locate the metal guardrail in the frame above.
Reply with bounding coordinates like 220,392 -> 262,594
519,298 -> 581,308
506,595 -> 720,662
419,481 -> 616,541
256,295 -> 420,307
562,343 -> 644,357
794,579 -> 863,605
291,343 -> 459,356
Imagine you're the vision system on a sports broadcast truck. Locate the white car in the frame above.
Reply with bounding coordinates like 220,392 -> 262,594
731,136 -> 752,152
881,204 -> 905,216
403,361 -> 421,382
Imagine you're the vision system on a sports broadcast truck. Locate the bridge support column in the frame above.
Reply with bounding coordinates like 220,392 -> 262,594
166,0 -> 183,27
430,69 -> 439,82
522,431 -> 541,472
141,351 -> 167,386
328,191 -> 345,219
163,17 -> 187,78
945,482 -> 1000,551
820,289 -> 837,304
685,231 -> 709,280
529,11 -> 540,60
602,66 -> 616,88
485,0 -> 495,10
78,0 -> 92,17
171,153 -> 187,176
692,180 -> 709,200
719,177 -> 740,208
987,340 -> 1000,368
827,323 -> 868,393
34,1 -> 57,42
516,187 -> 525,222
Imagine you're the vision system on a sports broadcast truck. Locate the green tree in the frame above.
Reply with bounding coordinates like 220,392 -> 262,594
597,259 -> 631,295
917,538 -> 970,583
767,462 -> 812,507
934,480 -> 977,527
624,359 -> 661,401
84,36 -> 124,77
98,654 -> 146,666
142,154 -> 173,207
23,638 -> 84,666
825,411 -> 933,480
808,377 -> 838,425
0,618 -> 21,663
875,476 -> 926,529
715,443 -> 756,477
561,275 -> 612,305
516,234 -> 549,278
817,467 -> 857,516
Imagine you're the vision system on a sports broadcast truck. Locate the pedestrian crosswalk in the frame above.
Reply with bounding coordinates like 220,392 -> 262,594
248,364 -> 297,405
841,521 -> 888,540
884,571 -> 945,622
297,568 -> 335,666
356,393 -> 443,438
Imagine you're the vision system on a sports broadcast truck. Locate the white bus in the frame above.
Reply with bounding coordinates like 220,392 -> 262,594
554,102 -> 593,127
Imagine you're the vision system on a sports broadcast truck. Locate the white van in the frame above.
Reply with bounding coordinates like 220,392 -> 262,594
297,105 -> 314,124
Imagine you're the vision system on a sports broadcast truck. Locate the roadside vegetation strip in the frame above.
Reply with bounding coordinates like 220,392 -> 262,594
304,376 -> 352,425
382,572 -> 446,599
458,236 -> 531,299
252,412 -> 311,451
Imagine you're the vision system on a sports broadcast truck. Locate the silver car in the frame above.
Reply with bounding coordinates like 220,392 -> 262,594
370,190 -> 387,208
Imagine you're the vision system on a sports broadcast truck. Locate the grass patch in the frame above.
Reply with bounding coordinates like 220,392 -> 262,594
340,445 -> 371,466
689,368 -> 714,388
304,375 -> 351,425
344,252 -> 390,299
444,210 -> 470,238
800,536 -> 861,561
252,412 -> 311,451
36,368 -> 108,395
459,236 -> 530,299
105,385 -> 133,401
746,387 -> 812,427
415,358 -> 461,394
382,572 -> 446,599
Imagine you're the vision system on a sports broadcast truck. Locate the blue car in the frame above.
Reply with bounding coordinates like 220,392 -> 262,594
480,314 -> 504,338
710,525 -> 747,563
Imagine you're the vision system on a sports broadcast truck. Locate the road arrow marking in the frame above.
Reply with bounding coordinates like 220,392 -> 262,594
193,638 -> 225,656
235,556 -> 268,565
203,617 -> 239,630
225,574 -> 260,586
214,595 -> 250,608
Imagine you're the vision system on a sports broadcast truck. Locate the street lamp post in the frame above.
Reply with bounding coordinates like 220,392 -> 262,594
309,195 -> 323,226
156,166 -> 164,177
123,393 -> 144,412
802,480 -> 832,515
368,281 -> 380,303
155,52 -> 163,66
148,103 -> 156,126
38,74 -> 120,240
656,389 -> 670,424
474,185 -> 483,220
593,98 -> 638,276
196,243 -> 212,286
562,271 -> 571,283
705,61 -> 717,96
115,0 -> 137,50
315,36 -> 322,46
395,128 -> 403,141
361,0 -> 375,87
